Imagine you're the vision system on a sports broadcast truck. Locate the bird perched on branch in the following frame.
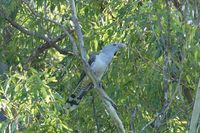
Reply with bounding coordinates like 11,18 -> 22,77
65,43 -> 126,111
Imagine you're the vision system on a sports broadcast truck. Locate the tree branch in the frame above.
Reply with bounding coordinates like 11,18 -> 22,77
69,0 -> 125,132
153,1 -> 170,131
0,10 -> 50,42
26,33 -> 74,64
189,79 -> 200,133
140,119 -> 155,133
0,3 -> 76,66
130,107 -> 138,133
22,0 -> 78,55
51,43 -> 74,55
140,71 -> 183,132
69,0 -> 86,60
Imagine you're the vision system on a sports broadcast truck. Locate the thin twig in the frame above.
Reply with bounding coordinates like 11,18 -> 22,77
130,107 -> 138,133
140,119 -> 155,133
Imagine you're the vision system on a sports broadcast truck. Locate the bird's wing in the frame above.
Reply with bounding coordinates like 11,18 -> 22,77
65,53 -> 97,111
76,52 -> 97,85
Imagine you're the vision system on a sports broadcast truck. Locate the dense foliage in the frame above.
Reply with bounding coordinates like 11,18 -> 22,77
0,0 -> 200,132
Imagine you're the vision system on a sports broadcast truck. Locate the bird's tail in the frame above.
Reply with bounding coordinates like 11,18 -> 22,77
65,83 -> 93,111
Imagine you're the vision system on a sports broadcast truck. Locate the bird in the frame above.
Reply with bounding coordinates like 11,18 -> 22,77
65,42 -> 126,111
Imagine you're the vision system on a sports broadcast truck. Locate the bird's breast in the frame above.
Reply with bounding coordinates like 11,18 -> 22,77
91,56 -> 107,79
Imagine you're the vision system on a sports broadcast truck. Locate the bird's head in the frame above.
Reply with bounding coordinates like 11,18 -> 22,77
101,42 -> 126,55
113,42 -> 127,48
97,42 -> 126,66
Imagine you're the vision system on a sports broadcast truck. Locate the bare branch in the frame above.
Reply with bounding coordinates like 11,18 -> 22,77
130,107 -> 138,133
152,1 -> 170,131
51,43 -> 74,55
69,0 -> 125,132
26,42 -> 51,64
26,33 -> 74,64
189,79 -> 200,133
22,0 -> 78,55
1,15 -> 75,65
140,72 -> 183,132
69,0 -> 87,60
140,119 -> 155,133
0,10 -> 50,42
0,2 -> 76,66
42,18 -> 78,55
43,0 -> 47,19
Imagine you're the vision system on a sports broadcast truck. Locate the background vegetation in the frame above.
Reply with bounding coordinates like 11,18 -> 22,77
0,0 -> 200,132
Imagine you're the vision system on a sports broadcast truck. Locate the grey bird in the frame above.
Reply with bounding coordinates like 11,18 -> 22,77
65,43 -> 126,111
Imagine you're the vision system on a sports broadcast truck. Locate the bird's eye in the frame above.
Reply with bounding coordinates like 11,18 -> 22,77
113,44 -> 116,46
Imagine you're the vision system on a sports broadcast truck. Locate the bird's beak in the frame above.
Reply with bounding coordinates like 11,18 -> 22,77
113,43 -> 126,56
117,43 -> 126,48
